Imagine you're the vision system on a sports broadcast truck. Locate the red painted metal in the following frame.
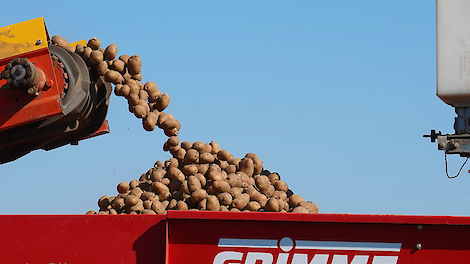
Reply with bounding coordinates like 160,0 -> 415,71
2,212 -> 470,264
0,47 -> 63,130
166,211 -> 470,264
0,215 -> 166,264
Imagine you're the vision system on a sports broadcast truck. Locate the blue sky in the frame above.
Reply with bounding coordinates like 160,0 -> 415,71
1,1 -> 466,215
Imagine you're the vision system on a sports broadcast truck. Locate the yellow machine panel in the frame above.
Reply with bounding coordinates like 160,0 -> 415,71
0,17 -> 49,60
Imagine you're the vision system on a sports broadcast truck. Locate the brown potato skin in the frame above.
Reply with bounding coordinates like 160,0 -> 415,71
206,195 -> 220,211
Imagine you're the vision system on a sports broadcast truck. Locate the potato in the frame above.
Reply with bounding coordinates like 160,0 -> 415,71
268,173 -> 280,185
212,180 -> 231,193
190,189 -> 208,203
87,37 -> 101,50
194,173 -> 207,187
98,196 -> 111,211
167,136 -> 179,146
209,141 -> 221,154
195,150 -> 212,163
299,201 -> 318,213
143,112 -> 158,131
168,199 -> 178,210
109,59 -> 126,74
219,205 -> 229,212
217,150 -> 231,161
155,160 -> 165,168
245,153 -> 258,160
155,93 -> 170,111
176,201 -> 188,210
159,191 -> 171,201
288,194 -> 305,207
133,104 -> 148,119
229,187 -> 243,198
127,55 -> 142,75
75,44 -> 85,55
225,164 -> 237,174
174,148 -> 186,161
51,35 -> 74,52
141,191 -> 157,201
112,197 -> 125,211
217,192 -> 233,206
265,198 -> 281,212
261,184 -> 275,198
163,119 -> 180,130
207,169 -> 223,182
206,195 -> 220,211
247,189 -> 268,207
96,60 -> 108,76
151,182 -> 169,194
274,180 -> 288,192
234,193 -> 250,204
292,206 -> 310,213
103,44 -> 118,60
255,175 -> 270,191
89,50 -> 103,66
180,141 -> 192,150
165,158 -> 179,168
245,201 -> 261,212
160,178 -> 170,186
216,159 -> 229,170
120,84 -> 131,97
130,180 -> 140,189
117,182 -> 130,193
143,200 -> 153,209
104,70 -> 123,85
142,209 -> 156,214
167,167 -> 185,181
253,158 -> 263,175
130,187 -> 143,198
198,198 -> 207,210
239,158 -> 254,177
119,54 -> 130,64
82,46 -> 93,62
169,145 -> 181,156
187,175 -> 202,193
231,198 -> 248,210
124,195 -> 139,207
144,81 -> 162,102
227,174 -> 244,188
161,200 -> 170,209
182,164 -> 198,176
272,191 -> 287,202
184,149 -> 199,164
231,158 -> 241,167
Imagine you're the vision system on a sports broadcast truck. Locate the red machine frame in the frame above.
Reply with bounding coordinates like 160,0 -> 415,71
1,211 -> 470,264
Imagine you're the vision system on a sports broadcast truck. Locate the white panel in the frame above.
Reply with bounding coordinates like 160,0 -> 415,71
437,0 -> 470,106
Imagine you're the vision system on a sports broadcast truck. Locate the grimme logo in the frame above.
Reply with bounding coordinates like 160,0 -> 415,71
213,237 -> 401,264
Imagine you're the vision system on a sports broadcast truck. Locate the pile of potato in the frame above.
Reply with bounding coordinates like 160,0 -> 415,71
90,140 -> 318,214
49,36 -> 318,215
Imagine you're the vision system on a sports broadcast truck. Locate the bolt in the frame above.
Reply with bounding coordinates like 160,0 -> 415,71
35,39 -> 42,46
417,224 -> 423,230
27,87 -> 37,95
416,243 -> 422,250
438,142 -> 447,150
45,79 -> 54,87
14,69 -> 22,76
